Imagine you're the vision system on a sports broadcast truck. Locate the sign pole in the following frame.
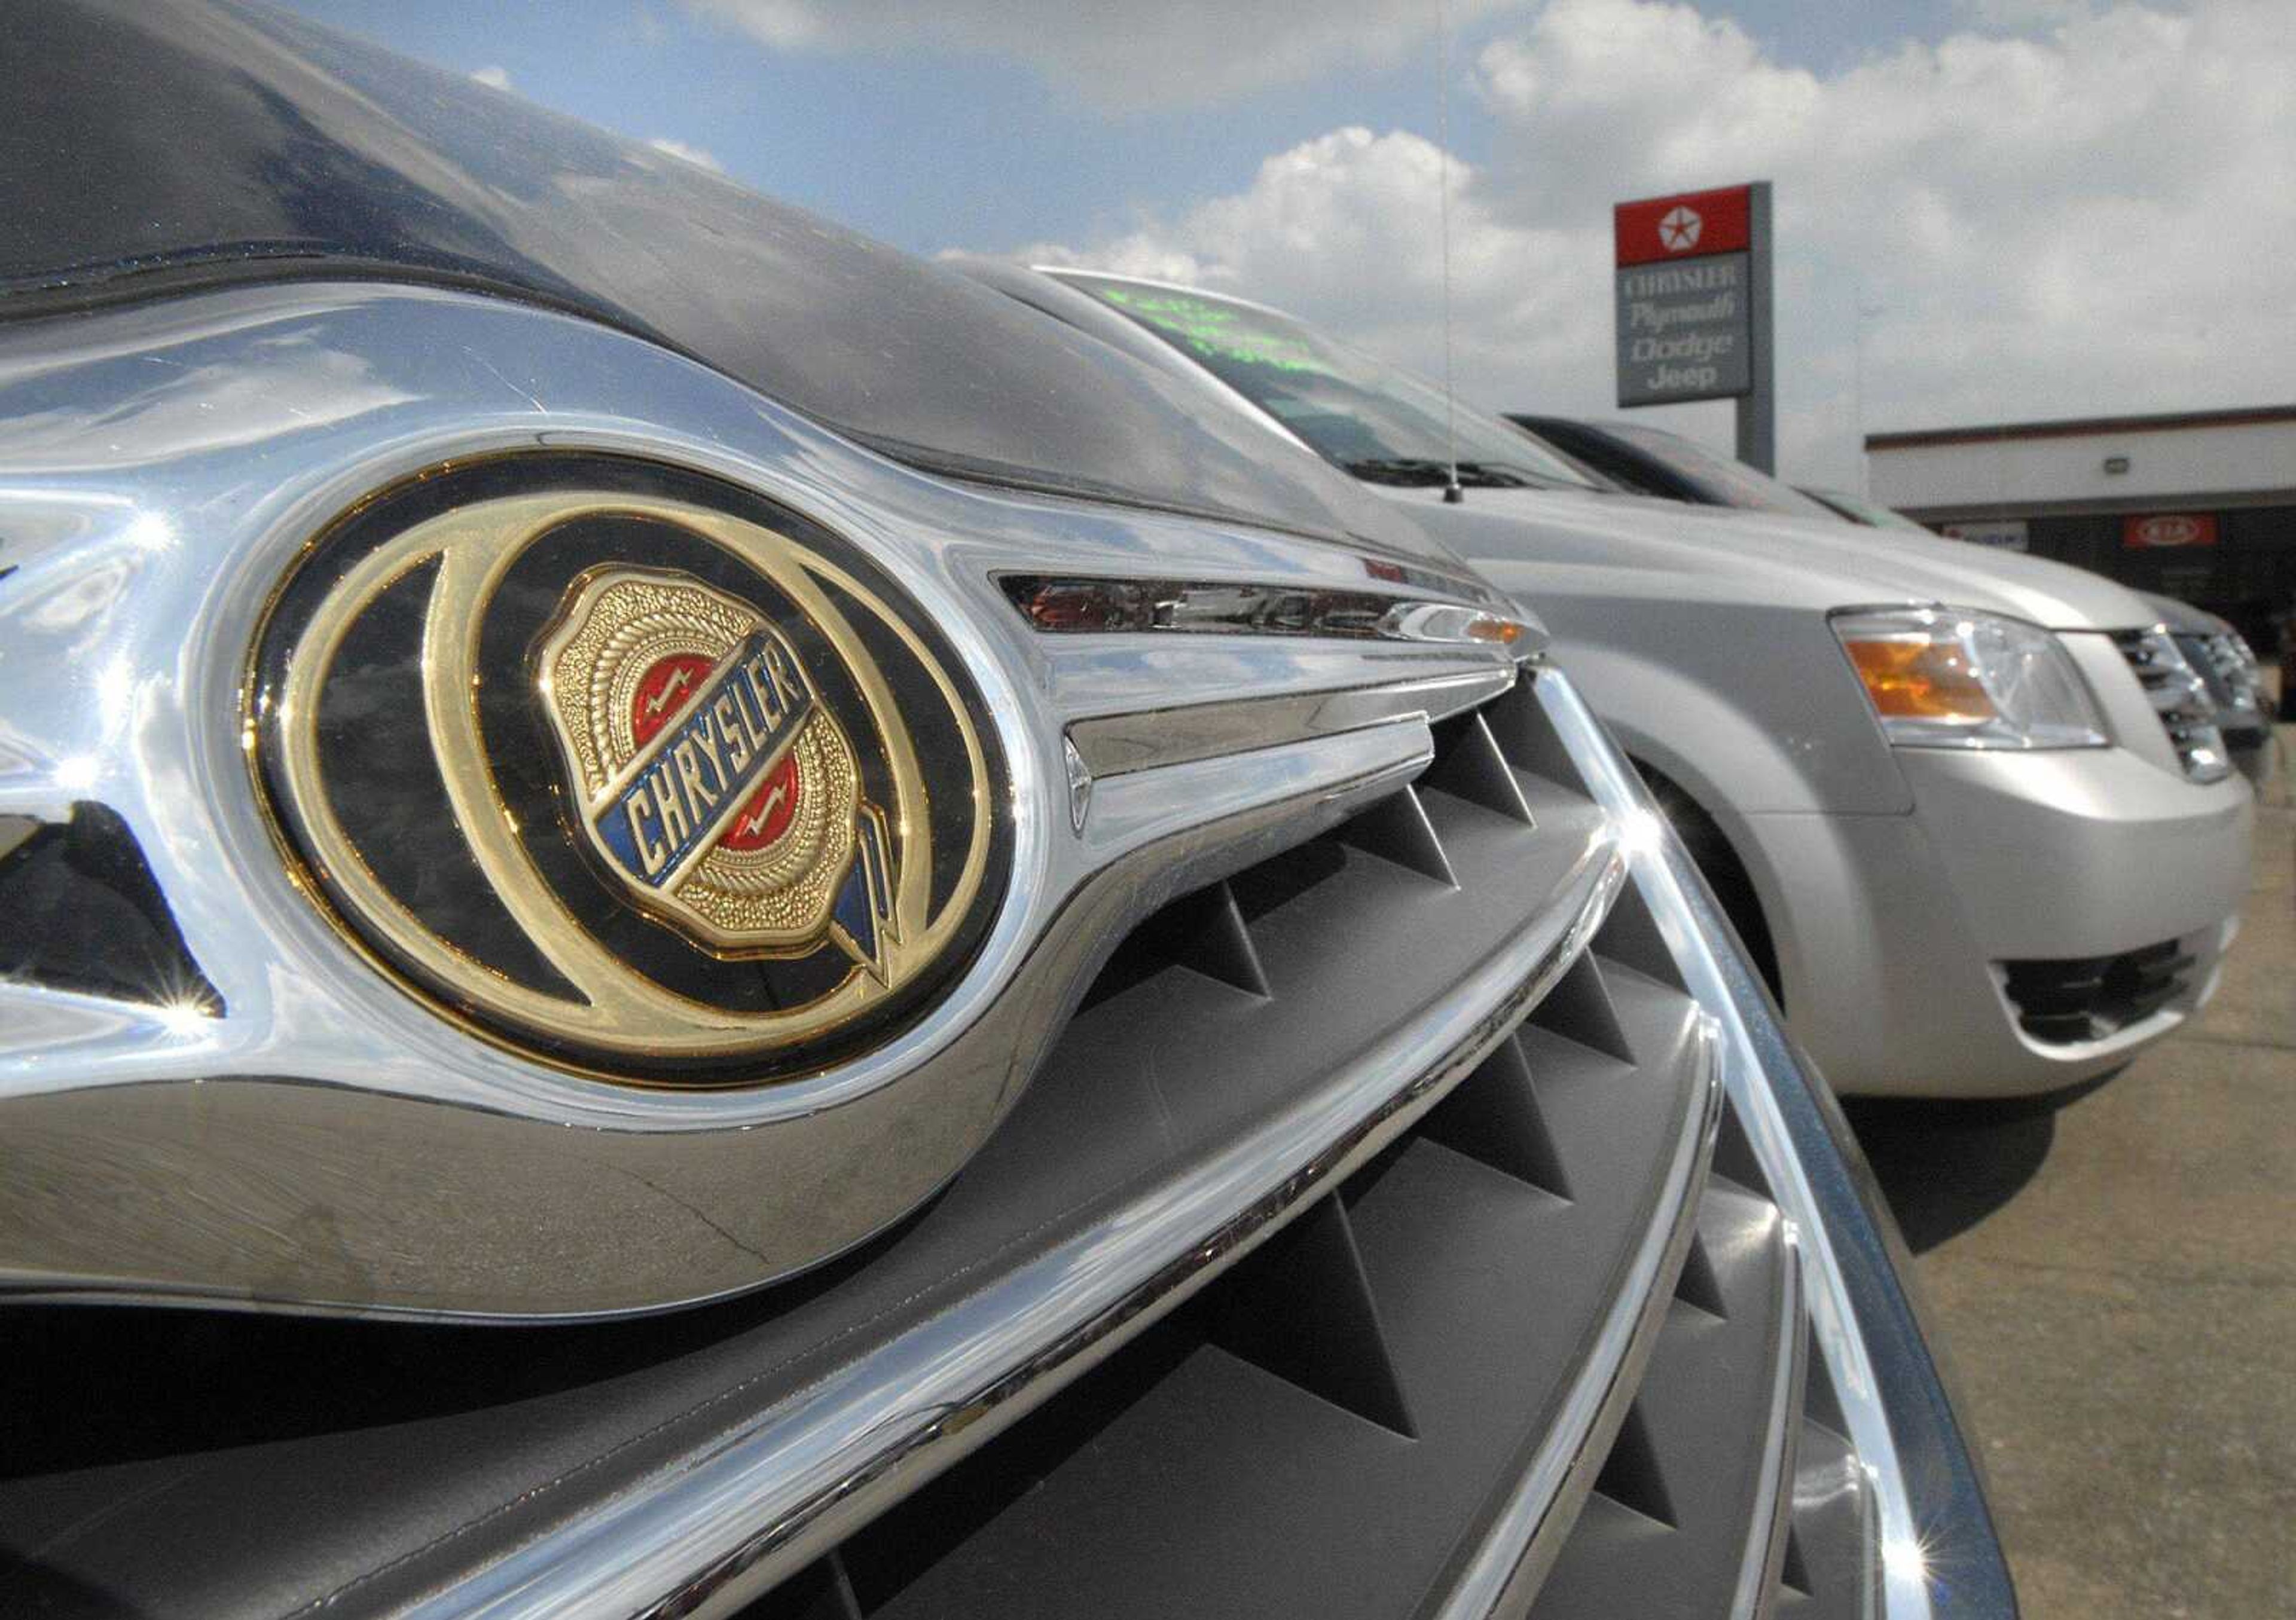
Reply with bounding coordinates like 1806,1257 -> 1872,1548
1735,181 -> 1775,474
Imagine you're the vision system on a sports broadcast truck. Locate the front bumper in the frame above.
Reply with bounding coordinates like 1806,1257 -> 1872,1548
1750,744 -> 2252,1098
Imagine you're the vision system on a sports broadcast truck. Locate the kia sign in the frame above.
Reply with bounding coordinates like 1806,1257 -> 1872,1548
2123,513 -> 2219,549
1614,181 -> 1775,471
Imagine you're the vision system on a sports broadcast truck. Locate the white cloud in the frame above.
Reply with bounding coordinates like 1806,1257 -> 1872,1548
1015,127 -> 1591,404
988,0 -> 2296,487
470,64 -> 513,90
646,136 -> 727,172
681,0 -> 1528,111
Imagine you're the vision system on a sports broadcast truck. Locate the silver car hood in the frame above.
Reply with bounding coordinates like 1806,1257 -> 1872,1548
1384,485 -> 2156,631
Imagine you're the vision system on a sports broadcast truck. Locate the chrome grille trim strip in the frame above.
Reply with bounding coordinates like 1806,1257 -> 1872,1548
1729,1230 -> 1809,1620
1536,670 -> 2018,1618
1067,666 -> 1516,777
405,802 -> 1629,1620
996,571 -> 1523,639
1438,1021 -> 1724,1620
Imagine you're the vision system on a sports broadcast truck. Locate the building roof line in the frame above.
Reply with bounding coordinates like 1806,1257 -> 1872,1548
1890,485 -> 2295,522
1866,404 -> 2296,450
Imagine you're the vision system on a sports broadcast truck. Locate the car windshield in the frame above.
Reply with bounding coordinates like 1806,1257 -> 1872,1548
1052,273 -> 1602,493
1595,422 -> 1840,518
1808,488 -> 1934,533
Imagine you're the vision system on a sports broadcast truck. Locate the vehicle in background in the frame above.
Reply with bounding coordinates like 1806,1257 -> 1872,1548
1504,413 -> 1845,521
1797,497 -> 2275,785
0,6 -> 2011,1618
2145,591 -> 2277,788
970,263 -> 2255,1107
1802,485 -> 1937,533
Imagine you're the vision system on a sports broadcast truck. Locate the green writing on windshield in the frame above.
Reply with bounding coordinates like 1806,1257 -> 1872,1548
1094,287 -> 1324,375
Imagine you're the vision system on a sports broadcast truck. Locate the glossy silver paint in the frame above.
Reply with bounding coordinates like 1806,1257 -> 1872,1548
0,283 -> 1529,1319
975,262 -> 2252,1099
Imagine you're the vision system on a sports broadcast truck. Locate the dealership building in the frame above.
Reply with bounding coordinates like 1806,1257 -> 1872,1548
1866,405 -> 2296,646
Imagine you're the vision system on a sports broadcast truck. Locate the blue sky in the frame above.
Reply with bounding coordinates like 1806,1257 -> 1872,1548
285,1 -> 1968,255
276,2 -> 2292,488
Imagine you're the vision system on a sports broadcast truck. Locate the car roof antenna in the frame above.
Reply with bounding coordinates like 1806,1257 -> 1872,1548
1435,0 -> 1464,504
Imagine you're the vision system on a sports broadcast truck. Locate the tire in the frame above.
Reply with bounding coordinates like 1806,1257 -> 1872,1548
1632,760 -> 1785,1008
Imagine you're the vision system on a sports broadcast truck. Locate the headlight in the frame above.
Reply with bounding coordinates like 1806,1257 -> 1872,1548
1831,606 -> 2108,749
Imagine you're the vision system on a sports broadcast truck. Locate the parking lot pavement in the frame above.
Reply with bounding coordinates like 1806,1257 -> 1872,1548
1847,730 -> 2296,1620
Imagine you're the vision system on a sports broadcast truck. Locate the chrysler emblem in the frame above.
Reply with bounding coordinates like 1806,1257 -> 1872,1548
536,568 -> 897,976
246,456 -> 1009,1084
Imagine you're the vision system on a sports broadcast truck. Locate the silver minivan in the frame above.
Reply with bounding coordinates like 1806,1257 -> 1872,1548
969,263 -> 2254,1100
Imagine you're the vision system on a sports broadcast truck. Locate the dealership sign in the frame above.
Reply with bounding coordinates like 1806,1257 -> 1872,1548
1615,184 -> 1758,406
1614,181 -> 1776,472
2123,513 -> 2218,549
1943,520 -> 2030,552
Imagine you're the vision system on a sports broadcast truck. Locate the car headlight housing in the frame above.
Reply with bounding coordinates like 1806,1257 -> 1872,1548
1831,606 -> 2108,750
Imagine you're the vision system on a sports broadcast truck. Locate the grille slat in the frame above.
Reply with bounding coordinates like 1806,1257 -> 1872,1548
753,931 -> 1722,1620
1207,1194 -> 1418,1438
731,674 -> 1779,1617
1775,1418 -> 1880,1619
1527,1184 -> 1806,1620
1336,782 -> 1459,885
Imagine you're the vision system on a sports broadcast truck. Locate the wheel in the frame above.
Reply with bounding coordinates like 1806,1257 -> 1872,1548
1633,760 -> 1785,1008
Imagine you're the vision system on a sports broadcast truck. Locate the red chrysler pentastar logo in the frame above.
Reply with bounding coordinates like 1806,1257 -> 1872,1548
2123,513 -> 2218,549
1615,185 -> 1752,267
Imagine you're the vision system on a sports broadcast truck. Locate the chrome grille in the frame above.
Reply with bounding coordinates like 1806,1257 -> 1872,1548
2172,629 -> 2267,729
0,676 -> 1877,1620
709,675 -> 1870,1620
2112,628 -> 2231,783
737,909 -> 1866,1620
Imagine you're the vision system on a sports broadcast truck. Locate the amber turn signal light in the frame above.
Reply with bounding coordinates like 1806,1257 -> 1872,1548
1842,636 -> 1997,722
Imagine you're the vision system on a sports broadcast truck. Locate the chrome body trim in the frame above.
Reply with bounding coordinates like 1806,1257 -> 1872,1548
1442,1022 -> 1724,1620
1535,671 -> 2017,1619
401,801 -> 1631,1620
997,573 -> 1529,642
1067,666 -> 1513,777
0,282 -> 1530,1318
1730,1228 -> 1808,1620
